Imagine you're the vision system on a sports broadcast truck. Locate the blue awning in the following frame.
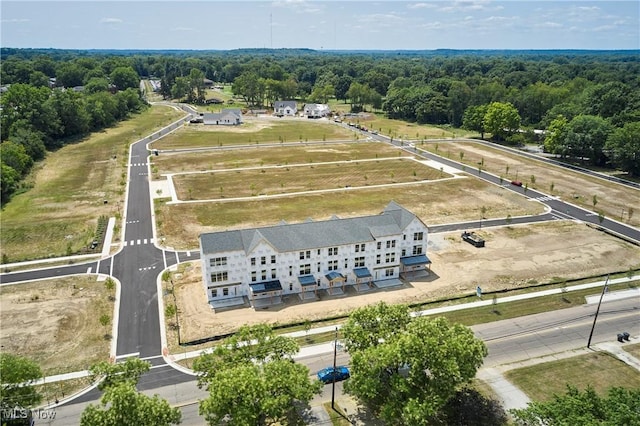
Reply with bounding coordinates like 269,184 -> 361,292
249,280 -> 282,294
325,271 -> 345,281
400,254 -> 432,266
353,267 -> 372,278
298,275 -> 316,286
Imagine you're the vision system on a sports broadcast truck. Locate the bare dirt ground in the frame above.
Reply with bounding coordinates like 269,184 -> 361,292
0,276 -> 114,375
169,220 -> 640,345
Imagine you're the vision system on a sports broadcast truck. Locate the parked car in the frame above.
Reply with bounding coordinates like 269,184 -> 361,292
317,366 -> 350,384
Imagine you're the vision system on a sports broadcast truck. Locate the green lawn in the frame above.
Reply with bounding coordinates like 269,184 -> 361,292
505,351 -> 640,402
1,105 -> 184,262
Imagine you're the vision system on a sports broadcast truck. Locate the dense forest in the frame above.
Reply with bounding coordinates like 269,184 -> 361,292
1,48 -> 639,203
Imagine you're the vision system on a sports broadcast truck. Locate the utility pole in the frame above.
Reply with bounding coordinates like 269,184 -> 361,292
331,327 -> 338,409
587,274 -> 609,348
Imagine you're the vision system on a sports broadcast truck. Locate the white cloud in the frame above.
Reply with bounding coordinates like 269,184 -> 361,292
535,21 -> 563,29
1,18 -> 30,23
438,1 -> 491,13
271,0 -> 322,14
357,13 -> 406,25
100,17 -> 123,24
593,25 -> 615,32
407,2 -> 436,9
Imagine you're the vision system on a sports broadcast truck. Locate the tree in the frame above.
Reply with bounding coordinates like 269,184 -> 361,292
343,303 -> 487,425
341,301 -> 412,353
511,385 -> 640,426
543,115 -> 569,157
81,358 -> 181,425
484,102 -> 521,142
194,324 -> 321,425
565,114 -> 612,165
81,382 -> 181,426
0,353 -> 42,411
188,68 -> 206,103
110,66 -> 140,91
605,122 -> 640,177
438,387 -> 508,426
462,105 -> 488,139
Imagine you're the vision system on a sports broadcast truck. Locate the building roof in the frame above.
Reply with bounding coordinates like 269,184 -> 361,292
203,108 -> 242,124
400,254 -> 432,266
249,280 -> 282,294
298,275 -> 317,286
325,271 -> 345,281
353,267 -> 372,278
200,201 -> 424,255
274,100 -> 297,109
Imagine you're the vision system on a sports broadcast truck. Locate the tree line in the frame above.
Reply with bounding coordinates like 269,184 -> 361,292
0,60 -> 146,204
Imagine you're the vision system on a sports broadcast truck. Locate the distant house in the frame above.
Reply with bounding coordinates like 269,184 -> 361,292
274,100 -> 297,116
203,108 -> 243,125
304,103 -> 330,118
203,78 -> 214,87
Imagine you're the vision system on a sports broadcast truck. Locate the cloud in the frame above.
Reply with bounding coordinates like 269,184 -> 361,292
1,18 -> 30,23
438,1 -> 491,13
100,17 -> 123,24
271,0 -> 322,14
357,13 -> 406,26
407,2 -> 436,9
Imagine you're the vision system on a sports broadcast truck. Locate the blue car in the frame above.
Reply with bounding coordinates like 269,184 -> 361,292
317,366 -> 350,384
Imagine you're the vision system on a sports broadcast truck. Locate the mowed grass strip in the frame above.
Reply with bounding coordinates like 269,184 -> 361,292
505,351 -> 640,401
156,178 -> 544,249
172,158 -> 449,200
421,141 -> 640,228
151,119 -> 355,149
1,105 -> 184,262
152,142 -> 404,174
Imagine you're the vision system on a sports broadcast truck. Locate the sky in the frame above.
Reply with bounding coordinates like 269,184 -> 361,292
1,1 -> 638,51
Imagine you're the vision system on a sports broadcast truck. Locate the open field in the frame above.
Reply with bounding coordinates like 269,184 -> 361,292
167,220 -> 640,345
346,114 -> 467,140
0,276 -> 114,376
421,140 -> 640,228
152,142 -> 407,174
156,178 -> 545,249
623,343 -> 640,359
151,117 -> 356,149
0,105 -> 185,263
505,351 -> 640,401
172,157 -> 451,200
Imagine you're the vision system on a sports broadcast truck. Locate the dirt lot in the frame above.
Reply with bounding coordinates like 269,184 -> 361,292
0,276 -> 114,375
169,220 -> 640,345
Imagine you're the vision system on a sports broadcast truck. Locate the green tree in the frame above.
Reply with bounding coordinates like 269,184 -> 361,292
511,385 -> 640,426
543,115 -> 569,157
605,122 -> 640,177
194,324 -> 321,425
484,102 -> 521,142
341,301 -> 412,353
0,141 -> 33,176
462,104 -> 489,139
188,68 -> 206,103
0,353 -> 42,410
80,382 -> 181,426
343,303 -> 487,425
110,66 -> 140,91
565,114 -> 612,165
89,357 -> 150,391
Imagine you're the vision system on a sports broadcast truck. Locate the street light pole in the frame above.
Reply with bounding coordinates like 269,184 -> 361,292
587,274 -> 609,348
331,327 -> 338,409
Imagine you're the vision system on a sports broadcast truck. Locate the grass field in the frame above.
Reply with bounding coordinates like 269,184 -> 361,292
172,157 -> 451,200
0,105 -> 185,262
505,351 -> 640,401
152,142 -> 405,174
151,119 -> 356,149
156,177 -> 544,249
420,141 -> 640,228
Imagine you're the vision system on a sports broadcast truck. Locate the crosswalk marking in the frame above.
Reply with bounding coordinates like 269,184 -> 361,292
123,238 -> 155,247
138,266 -> 157,271
529,195 -> 558,202
129,162 -> 149,167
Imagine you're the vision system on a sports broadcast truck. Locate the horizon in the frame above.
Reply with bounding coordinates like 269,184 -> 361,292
2,1 -> 638,51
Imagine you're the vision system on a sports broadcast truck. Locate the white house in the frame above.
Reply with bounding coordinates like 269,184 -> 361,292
274,100 -> 297,116
199,201 -> 431,310
203,108 -> 242,125
303,103 -> 330,118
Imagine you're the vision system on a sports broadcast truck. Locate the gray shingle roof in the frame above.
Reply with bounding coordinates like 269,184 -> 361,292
200,201 -> 422,255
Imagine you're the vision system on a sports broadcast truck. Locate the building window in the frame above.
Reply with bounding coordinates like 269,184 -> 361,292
260,256 -> 266,265
210,271 -> 228,282
344,259 -> 348,268
385,253 -> 396,263
317,249 -> 321,255
355,243 -> 365,253
414,232 -> 424,241
317,262 -> 321,272
223,288 -> 229,296
300,250 -> 311,259
413,245 -> 423,255
209,257 -> 227,267
271,269 -> 277,279
386,240 -> 396,249
328,247 -> 339,256
401,249 -> 406,257
289,283 -> 293,291
211,289 -> 217,298
376,254 -> 381,265
377,241 -> 382,250
328,260 -> 338,271
385,268 -> 394,277
300,264 -> 311,275
251,271 -> 257,282
289,265 -> 293,276
261,270 -> 267,281
271,255 -> 276,264
250,257 -> 256,266
354,256 -> 365,267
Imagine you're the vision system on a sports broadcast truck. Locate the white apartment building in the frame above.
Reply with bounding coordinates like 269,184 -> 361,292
199,201 -> 431,310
